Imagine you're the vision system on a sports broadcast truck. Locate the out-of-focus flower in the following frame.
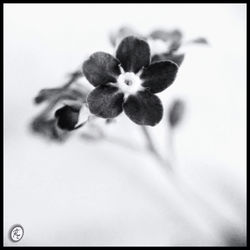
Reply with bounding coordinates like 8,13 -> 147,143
110,27 -> 208,67
83,36 -> 178,126
148,29 -> 185,66
148,29 -> 183,53
148,30 -> 209,65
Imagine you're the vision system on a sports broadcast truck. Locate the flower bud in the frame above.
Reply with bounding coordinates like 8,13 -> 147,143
168,99 -> 185,128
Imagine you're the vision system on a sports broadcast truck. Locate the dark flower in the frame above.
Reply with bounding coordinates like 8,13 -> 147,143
55,104 -> 84,131
82,36 -> 178,126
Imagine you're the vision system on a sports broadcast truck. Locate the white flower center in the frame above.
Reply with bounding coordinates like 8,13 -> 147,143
147,38 -> 171,56
117,71 -> 143,96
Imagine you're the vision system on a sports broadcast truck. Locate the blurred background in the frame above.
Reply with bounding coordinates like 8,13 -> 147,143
4,4 -> 246,246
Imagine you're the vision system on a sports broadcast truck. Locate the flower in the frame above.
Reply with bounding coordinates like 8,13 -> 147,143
149,29 -> 183,53
148,29 -> 185,66
82,36 -> 178,126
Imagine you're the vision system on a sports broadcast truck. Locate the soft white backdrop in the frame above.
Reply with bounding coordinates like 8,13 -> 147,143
4,4 -> 246,246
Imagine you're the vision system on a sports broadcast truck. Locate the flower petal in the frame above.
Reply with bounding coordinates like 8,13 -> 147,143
82,52 -> 121,87
123,90 -> 163,126
55,105 -> 80,131
141,61 -> 178,94
151,53 -> 185,66
116,36 -> 150,73
87,85 -> 124,118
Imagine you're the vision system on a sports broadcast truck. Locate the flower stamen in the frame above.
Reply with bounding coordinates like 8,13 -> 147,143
117,72 -> 144,96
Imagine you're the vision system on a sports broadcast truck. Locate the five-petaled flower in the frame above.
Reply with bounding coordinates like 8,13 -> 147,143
82,36 -> 178,126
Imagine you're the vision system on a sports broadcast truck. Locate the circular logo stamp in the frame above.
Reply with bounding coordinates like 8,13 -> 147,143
9,224 -> 24,242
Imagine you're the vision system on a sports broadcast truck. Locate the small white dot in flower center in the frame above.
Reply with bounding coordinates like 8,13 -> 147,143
117,72 -> 143,95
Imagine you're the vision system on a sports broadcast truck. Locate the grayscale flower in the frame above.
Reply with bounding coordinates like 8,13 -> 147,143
83,36 -> 179,126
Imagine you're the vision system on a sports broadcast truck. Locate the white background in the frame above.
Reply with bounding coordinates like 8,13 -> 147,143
4,4 -> 246,246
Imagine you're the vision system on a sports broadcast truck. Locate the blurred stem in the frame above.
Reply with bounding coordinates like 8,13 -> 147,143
38,69 -> 84,118
167,127 -> 176,166
62,70 -> 83,89
141,126 -> 173,172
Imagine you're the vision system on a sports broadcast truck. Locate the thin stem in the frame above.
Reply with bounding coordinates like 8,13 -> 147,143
62,70 -> 83,89
167,126 -> 177,167
141,126 -> 173,172
36,69 -> 84,118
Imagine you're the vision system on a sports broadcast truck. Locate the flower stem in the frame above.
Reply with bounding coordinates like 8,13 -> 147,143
62,70 -> 83,89
37,70 -> 84,117
141,126 -> 173,172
